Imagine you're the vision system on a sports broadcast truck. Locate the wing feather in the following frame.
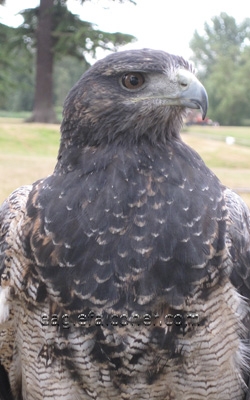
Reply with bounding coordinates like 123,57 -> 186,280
0,185 -> 32,399
224,187 -> 250,298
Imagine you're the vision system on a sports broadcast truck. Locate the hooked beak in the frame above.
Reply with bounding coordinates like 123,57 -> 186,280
177,69 -> 208,119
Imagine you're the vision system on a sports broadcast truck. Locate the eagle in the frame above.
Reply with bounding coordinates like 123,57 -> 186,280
0,48 -> 250,400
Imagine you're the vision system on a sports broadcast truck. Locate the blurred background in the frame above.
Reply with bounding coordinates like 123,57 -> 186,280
0,0 -> 250,206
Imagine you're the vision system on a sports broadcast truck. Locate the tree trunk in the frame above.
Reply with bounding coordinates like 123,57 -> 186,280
28,0 -> 57,123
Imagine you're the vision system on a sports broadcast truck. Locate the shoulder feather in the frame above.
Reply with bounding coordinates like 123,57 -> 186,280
0,185 -> 32,323
224,187 -> 250,298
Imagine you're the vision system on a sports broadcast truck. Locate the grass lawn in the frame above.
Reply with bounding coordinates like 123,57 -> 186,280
183,125 -> 250,206
0,118 -> 59,202
0,118 -> 250,207
185,125 -> 250,146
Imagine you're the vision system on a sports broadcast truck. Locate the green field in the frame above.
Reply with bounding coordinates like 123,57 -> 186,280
0,118 -> 59,202
183,126 -> 250,207
0,118 -> 250,207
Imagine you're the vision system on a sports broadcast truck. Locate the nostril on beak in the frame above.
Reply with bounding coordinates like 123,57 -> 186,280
177,68 -> 197,90
180,81 -> 188,89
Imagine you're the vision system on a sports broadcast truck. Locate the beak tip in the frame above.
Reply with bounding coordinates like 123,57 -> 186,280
179,72 -> 208,120
202,108 -> 207,120
200,88 -> 208,120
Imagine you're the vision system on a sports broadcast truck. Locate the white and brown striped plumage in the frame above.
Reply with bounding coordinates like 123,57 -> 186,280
0,49 -> 250,399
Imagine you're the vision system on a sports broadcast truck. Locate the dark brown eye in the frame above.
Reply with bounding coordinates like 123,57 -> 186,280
121,72 -> 145,89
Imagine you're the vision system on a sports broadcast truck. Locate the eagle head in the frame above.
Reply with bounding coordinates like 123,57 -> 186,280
60,49 -> 208,148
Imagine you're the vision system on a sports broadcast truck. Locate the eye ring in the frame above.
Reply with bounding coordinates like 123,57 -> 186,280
121,72 -> 145,90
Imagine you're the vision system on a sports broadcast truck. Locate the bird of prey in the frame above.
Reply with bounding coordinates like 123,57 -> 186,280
0,49 -> 250,400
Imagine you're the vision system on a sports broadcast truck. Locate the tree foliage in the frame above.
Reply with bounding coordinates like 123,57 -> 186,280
0,23 -> 35,111
0,23 -> 15,108
0,0 -> 135,121
190,13 -> 250,125
18,1 -> 135,59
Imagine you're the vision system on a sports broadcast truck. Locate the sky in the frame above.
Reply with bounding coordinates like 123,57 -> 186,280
0,0 -> 249,62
